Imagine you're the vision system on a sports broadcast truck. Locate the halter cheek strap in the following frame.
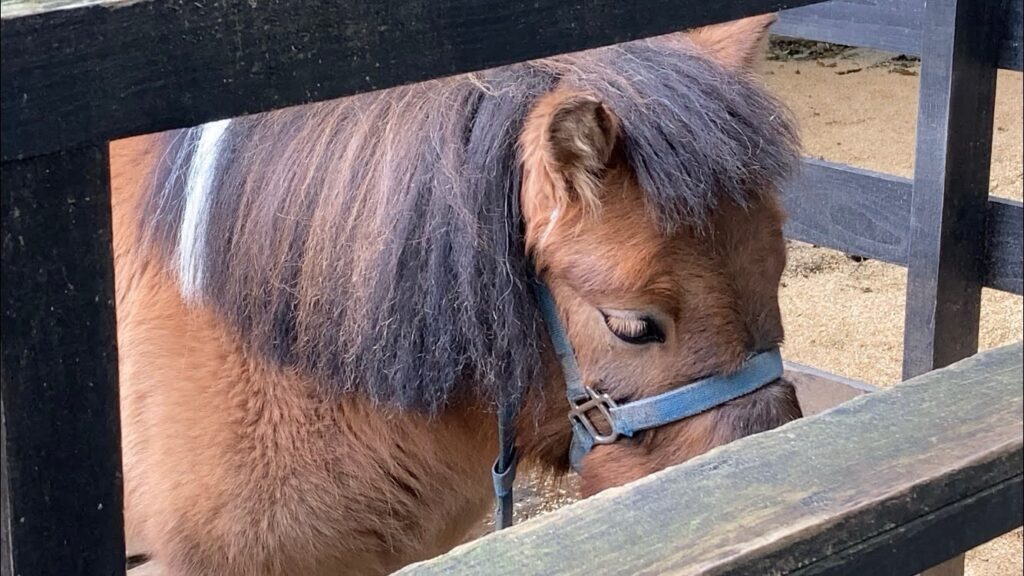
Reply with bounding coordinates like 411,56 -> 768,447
492,282 -> 784,529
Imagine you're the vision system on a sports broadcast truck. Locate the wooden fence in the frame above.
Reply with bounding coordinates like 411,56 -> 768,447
2,0 -> 1021,574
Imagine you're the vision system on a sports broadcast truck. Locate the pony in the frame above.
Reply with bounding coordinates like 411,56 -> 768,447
111,13 -> 803,575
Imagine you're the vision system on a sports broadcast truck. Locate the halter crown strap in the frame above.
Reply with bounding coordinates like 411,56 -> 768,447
491,282 -> 581,530
535,283 -> 588,402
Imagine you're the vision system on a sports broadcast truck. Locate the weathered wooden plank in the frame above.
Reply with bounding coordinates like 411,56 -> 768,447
10,0 -> 1020,72
775,0 -> 1022,71
782,158 -> 912,265
795,474 -> 1022,575
984,198 -> 1023,295
1002,0 -> 1024,71
779,160 -> 1022,296
396,343 -> 1023,576
0,0 -> 828,161
0,146 -> 125,576
777,0 -> 922,57
901,0 -> 1001,380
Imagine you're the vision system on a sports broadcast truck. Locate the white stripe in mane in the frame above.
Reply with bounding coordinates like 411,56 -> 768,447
177,119 -> 231,302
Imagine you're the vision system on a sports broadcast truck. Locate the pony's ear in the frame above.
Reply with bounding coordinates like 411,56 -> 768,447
521,90 -> 621,216
685,13 -> 777,71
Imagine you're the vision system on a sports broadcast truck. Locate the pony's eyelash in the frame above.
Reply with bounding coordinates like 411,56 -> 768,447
604,315 -> 648,337
602,313 -> 665,345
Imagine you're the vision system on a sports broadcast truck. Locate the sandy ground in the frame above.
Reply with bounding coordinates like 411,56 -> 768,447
505,43 -> 1023,575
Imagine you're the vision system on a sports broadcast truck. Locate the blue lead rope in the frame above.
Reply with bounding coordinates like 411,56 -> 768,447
492,281 -> 784,530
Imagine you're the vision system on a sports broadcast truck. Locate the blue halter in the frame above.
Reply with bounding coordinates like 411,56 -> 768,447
491,282 -> 784,529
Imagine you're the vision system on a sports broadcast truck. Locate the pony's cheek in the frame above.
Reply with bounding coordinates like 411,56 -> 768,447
577,411 -> 730,497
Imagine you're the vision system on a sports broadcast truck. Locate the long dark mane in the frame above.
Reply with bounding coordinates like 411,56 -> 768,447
142,36 -> 798,412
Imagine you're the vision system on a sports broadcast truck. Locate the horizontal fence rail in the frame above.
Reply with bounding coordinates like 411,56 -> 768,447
781,159 -> 1024,295
397,344 -> 1024,576
0,0 -> 826,161
775,0 -> 1023,71
984,197 -> 1024,293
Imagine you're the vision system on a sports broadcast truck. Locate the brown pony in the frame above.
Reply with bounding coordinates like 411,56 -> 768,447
112,14 -> 802,576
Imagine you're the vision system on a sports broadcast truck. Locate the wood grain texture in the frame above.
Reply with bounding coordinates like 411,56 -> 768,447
775,0 -> 1022,71
777,0 -> 923,57
780,159 -> 1022,296
901,0 -> 1001,380
782,158 -> 912,265
0,146 -> 125,576
0,0 -> 826,161
984,198 -> 1024,294
397,343 -> 1023,576
797,474 -> 1021,575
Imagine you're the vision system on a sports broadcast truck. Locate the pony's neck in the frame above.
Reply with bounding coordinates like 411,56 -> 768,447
514,349 -> 577,476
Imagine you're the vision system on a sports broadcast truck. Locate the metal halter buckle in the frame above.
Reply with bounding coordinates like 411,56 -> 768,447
568,387 -> 620,445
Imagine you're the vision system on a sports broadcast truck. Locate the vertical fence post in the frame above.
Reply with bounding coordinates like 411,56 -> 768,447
902,0 -> 1003,573
903,0 -> 1001,379
1,146 -> 125,576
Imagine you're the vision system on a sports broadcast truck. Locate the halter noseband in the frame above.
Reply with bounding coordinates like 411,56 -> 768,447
491,282 -> 784,530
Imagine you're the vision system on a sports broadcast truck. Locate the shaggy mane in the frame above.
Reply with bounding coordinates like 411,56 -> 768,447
142,36 -> 799,412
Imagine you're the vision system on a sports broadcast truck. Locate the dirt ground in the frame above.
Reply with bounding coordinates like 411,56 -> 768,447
505,42 -> 1024,575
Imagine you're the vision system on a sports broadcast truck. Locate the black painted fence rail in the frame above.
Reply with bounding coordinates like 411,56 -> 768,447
2,0 -> 1021,296
0,0 -> 825,162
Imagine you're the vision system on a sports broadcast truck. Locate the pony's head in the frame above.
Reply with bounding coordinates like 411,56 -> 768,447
517,15 -> 802,494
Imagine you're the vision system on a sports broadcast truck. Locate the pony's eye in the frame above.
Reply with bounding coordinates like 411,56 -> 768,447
602,313 -> 665,345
